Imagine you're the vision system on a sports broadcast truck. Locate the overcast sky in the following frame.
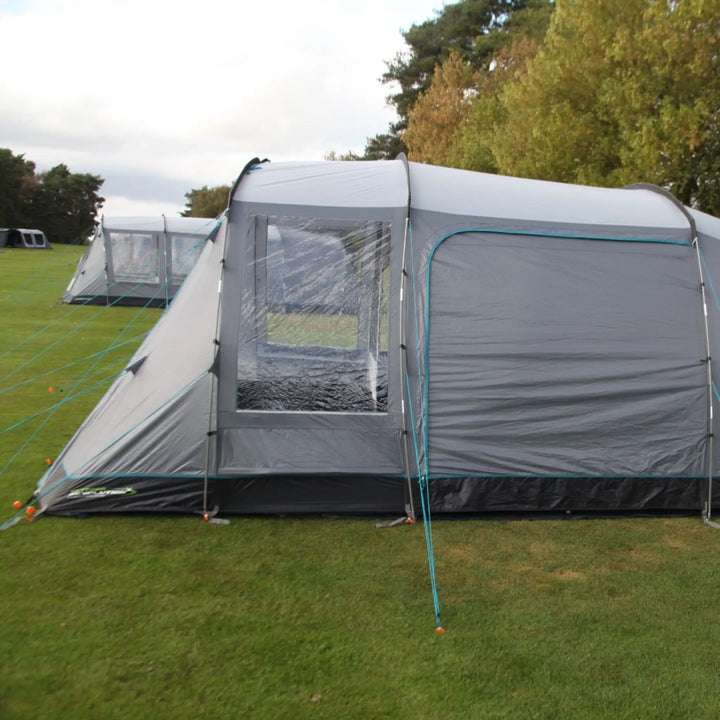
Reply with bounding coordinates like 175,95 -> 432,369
0,0 -> 441,217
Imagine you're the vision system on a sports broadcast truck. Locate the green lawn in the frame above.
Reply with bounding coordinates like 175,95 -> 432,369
2,246 -> 720,719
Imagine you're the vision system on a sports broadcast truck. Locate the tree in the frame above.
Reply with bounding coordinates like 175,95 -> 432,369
384,0 -> 534,123
0,152 -> 105,243
364,0 -> 552,159
606,0 -> 720,214
0,149 -> 36,228
404,52 -> 481,166
491,0 -> 635,186
668,110 -> 720,217
182,185 -> 231,218
434,38 -> 539,173
449,36 -> 541,172
362,132 -> 407,160
488,0 -> 720,215
31,164 -> 104,244
323,150 -> 362,161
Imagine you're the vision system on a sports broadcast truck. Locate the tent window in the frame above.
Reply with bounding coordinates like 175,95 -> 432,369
170,233 -> 203,280
109,232 -> 160,283
237,215 -> 391,413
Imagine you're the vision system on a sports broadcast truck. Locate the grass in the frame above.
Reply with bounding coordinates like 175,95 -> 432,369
267,310 -> 360,348
3,246 -> 720,718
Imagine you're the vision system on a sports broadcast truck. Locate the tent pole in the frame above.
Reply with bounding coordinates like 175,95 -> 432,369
399,217 -> 416,521
693,238 -> 719,527
202,234 -> 226,522
202,368 -> 217,522
162,214 -> 170,307
101,216 -> 110,307
625,184 -> 716,526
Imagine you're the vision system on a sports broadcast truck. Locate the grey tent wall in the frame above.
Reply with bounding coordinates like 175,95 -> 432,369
409,200 -> 712,515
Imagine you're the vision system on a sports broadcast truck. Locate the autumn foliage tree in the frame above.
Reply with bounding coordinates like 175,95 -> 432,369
405,37 -> 541,171
606,0 -> 720,212
182,185 -> 231,218
403,0 -> 720,217
403,53 -> 481,166
491,0 -> 634,186
493,0 -> 720,213
364,0 -> 548,158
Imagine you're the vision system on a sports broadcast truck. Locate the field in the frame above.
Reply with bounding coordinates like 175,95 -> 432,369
3,246 -> 720,719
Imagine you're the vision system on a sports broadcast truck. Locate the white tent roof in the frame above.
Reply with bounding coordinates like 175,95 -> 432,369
101,216 -> 218,234
235,160 -> 408,209
408,162 -> 691,231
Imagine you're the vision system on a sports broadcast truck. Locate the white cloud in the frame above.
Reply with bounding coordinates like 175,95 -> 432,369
0,0 -> 440,216
100,195 -> 185,218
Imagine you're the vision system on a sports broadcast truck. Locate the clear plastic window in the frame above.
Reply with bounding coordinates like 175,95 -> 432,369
170,233 -> 204,280
237,216 -> 391,413
110,232 -> 159,283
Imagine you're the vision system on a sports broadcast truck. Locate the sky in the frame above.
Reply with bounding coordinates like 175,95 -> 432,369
0,0 -> 441,217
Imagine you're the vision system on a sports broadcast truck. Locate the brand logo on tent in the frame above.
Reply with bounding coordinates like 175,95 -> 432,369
68,486 -> 138,498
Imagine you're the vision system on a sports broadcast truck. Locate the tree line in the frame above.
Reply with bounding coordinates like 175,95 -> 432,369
0,149 -> 104,244
13,1 -> 708,224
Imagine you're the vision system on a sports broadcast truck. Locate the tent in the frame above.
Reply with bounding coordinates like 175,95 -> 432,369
63,216 -> 218,307
36,158 -> 720,520
1,228 -> 52,249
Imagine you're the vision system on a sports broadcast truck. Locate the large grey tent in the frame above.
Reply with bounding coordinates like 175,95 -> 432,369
36,158 -> 720,520
63,216 -> 217,306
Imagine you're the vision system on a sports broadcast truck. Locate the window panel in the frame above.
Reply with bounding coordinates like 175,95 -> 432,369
237,216 -> 391,413
109,232 -> 159,283
170,234 -> 204,280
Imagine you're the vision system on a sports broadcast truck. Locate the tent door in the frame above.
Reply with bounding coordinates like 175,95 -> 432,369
217,212 -> 405,476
